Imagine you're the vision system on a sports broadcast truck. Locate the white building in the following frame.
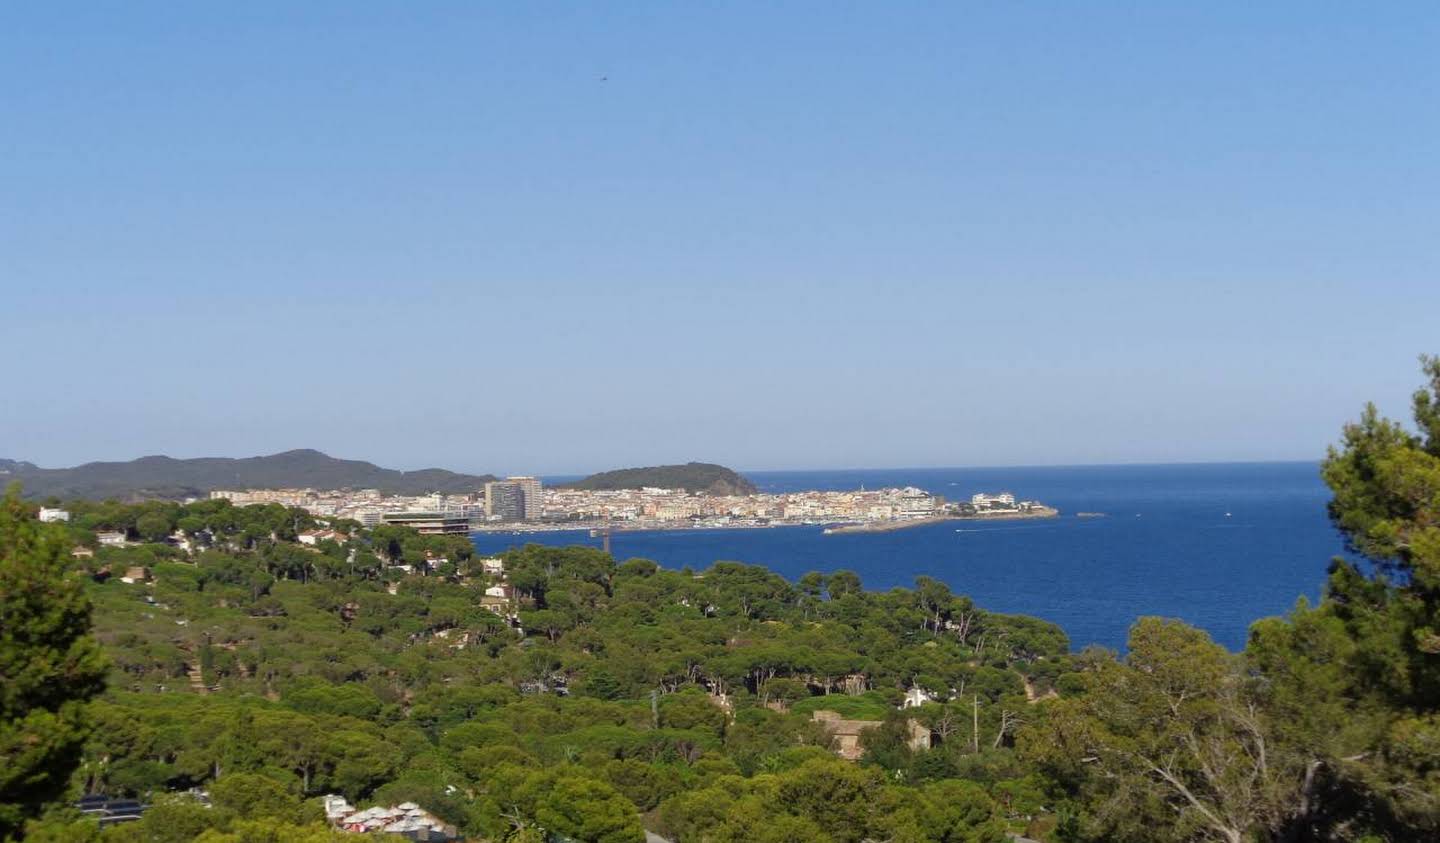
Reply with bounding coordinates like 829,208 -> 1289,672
96,531 -> 127,547
971,492 -> 1016,509
39,507 -> 70,523
902,687 -> 935,709
485,477 -> 542,521
511,476 -> 543,521
480,583 -> 516,616
897,488 -> 937,517
297,529 -> 341,546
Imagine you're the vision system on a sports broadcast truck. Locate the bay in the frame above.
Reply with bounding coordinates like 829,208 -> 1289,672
471,462 -> 1345,652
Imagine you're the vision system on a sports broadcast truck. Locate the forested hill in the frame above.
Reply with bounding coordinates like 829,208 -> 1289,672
34,493 -> 1068,841
562,462 -> 758,495
3,449 -> 496,500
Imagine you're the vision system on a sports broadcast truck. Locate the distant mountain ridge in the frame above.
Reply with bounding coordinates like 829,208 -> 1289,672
561,462 -> 757,495
2,449 -> 496,501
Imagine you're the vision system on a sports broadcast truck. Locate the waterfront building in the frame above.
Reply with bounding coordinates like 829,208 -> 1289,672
484,481 -> 525,521
971,492 -> 1016,509
898,488 -> 938,517
485,476 -> 543,521
512,476 -> 543,520
379,510 -> 472,535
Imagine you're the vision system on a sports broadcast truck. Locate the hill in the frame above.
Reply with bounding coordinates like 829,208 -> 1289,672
3,449 -> 496,500
0,459 -> 39,475
561,462 -> 757,495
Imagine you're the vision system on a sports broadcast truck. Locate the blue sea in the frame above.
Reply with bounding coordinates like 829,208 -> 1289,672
471,463 -> 1346,652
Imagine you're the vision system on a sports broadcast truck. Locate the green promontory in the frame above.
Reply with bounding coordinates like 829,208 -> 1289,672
562,462 -> 758,495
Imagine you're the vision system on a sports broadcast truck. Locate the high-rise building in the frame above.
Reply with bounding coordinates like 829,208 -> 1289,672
511,476 -> 543,520
485,481 -> 524,521
485,476 -> 543,521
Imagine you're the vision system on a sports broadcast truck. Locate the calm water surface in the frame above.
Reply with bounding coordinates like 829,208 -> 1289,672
473,463 -> 1345,651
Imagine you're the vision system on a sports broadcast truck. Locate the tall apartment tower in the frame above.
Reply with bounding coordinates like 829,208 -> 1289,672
484,481 -> 523,521
484,476 -> 543,521
511,476 -> 543,520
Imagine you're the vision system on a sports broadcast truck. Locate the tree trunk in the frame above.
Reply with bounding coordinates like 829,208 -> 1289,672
1281,760 -> 1324,843
972,695 -> 980,753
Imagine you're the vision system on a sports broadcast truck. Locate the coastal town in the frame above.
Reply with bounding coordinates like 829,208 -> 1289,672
209,479 -> 1056,535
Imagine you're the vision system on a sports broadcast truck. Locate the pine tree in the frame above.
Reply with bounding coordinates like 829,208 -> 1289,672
0,485 -> 108,840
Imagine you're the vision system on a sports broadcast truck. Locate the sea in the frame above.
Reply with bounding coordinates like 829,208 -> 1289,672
470,463 -> 1347,652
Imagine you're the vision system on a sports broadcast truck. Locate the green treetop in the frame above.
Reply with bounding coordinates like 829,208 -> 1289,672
0,485 -> 108,840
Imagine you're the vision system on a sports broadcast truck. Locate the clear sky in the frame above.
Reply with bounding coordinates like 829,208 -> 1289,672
3,3 -> 1438,475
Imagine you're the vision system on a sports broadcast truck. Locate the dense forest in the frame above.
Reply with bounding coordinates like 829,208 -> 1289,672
4,357 -> 1440,842
5,494 -> 1060,842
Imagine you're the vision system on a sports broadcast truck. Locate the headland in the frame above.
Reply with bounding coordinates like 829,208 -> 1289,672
210,480 -> 1055,538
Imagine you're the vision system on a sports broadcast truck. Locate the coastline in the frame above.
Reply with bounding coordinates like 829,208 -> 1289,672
470,506 -> 1062,537
467,463 -> 1339,653
471,520 -> 784,535
821,515 -> 957,535
821,506 -> 1060,535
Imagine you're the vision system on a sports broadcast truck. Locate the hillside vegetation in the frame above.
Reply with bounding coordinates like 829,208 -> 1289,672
4,449 -> 495,500
12,494 -> 1064,842
562,463 -> 757,495
9,357 -> 1440,842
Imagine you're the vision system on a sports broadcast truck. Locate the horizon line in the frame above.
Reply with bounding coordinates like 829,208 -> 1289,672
541,457 -> 1324,479
8,449 -> 1324,481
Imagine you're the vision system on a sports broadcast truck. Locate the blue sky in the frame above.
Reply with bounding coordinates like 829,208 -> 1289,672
3,3 -> 1437,475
